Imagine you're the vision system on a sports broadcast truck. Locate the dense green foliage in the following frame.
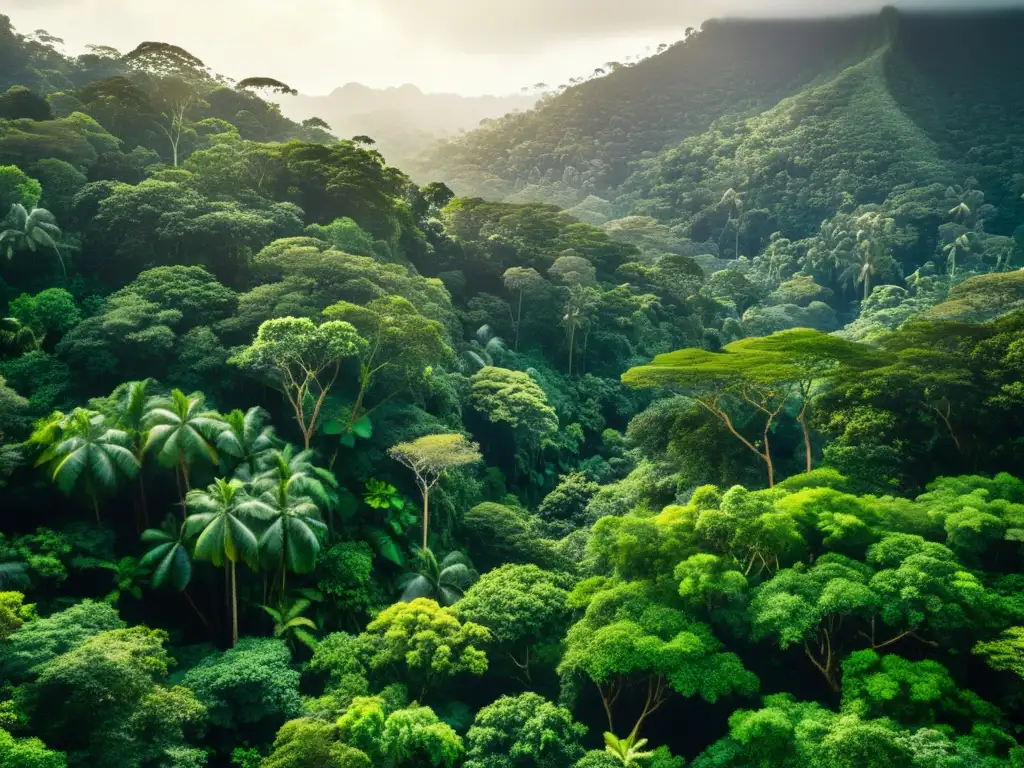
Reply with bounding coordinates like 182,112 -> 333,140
1,8 -> 1024,768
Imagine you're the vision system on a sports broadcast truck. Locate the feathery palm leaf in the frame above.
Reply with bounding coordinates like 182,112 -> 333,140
0,204 -> 66,277
143,389 -> 226,471
260,597 -> 318,650
257,478 -> 327,576
604,733 -> 655,767
140,515 -> 192,591
49,409 -> 139,499
185,478 -> 274,568
252,445 -> 333,510
398,548 -> 477,606
218,406 -> 277,475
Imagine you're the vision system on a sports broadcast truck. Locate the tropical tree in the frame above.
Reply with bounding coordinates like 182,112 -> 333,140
503,267 -> 546,350
842,211 -> 895,301
0,204 -> 65,277
942,232 -> 976,279
806,218 -> 855,282
186,478 -> 274,646
143,389 -> 226,505
562,285 -> 599,375
256,474 -> 328,595
323,296 -> 449,432
230,317 -> 366,449
39,408 -> 139,523
398,548 -> 477,606
140,514 -> 211,629
389,434 -> 482,549
260,596 -> 318,651
604,732 -> 655,767
236,77 -> 298,96
719,187 -> 744,259
217,406 -> 277,480
252,445 -> 334,512
104,379 -> 153,527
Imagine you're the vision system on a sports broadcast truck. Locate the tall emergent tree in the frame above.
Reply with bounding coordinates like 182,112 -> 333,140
389,434 -> 482,549
230,317 -> 366,449
502,267 -> 544,350
186,478 -> 274,646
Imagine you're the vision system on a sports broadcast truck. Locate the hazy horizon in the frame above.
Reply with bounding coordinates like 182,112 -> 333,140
5,0 -> 1024,97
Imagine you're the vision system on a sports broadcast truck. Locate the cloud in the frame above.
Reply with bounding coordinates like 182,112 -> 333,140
372,0 -> 1024,52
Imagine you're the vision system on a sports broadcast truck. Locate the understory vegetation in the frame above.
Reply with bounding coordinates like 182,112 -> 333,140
0,8 -> 1023,768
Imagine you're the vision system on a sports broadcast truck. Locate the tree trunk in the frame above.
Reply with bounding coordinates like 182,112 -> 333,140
92,494 -> 101,525
763,422 -> 776,488
735,219 -> 740,260
422,486 -> 430,550
567,323 -> 576,376
231,561 -> 239,647
182,589 -> 211,630
138,474 -> 149,529
798,401 -> 813,473
515,290 -> 524,350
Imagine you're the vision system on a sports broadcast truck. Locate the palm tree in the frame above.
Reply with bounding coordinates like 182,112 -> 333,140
398,548 -> 477,606
217,406 -> 277,480
462,325 -> 506,371
141,515 -> 192,591
806,218 -> 855,287
842,212 -> 894,302
252,445 -> 333,510
942,232 -> 974,279
256,476 -> 327,596
719,188 -> 743,259
109,379 -> 153,527
604,733 -> 655,767
0,204 -> 66,278
260,596 -> 318,651
143,389 -> 226,507
186,478 -> 274,646
140,515 -> 210,630
42,409 -> 139,523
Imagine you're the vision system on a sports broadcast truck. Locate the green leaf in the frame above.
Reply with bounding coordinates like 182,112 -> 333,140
352,415 -> 373,439
367,528 -> 404,565
322,419 -> 345,436
339,432 -> 356,448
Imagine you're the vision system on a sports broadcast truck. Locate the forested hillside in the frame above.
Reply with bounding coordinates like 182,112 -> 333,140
0,8 -> 1023,768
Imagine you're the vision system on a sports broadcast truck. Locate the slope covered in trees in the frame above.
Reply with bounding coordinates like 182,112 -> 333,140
413,15 -> 887,201
0,8 -> 1023,768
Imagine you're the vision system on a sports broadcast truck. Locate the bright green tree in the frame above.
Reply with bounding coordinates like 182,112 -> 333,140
455,564 -> 573,685
356,598 -> 489,701
464,693 -> 587,768
560,581 -> 757,738
229,317 -> 365,449
389,434 -> 482,549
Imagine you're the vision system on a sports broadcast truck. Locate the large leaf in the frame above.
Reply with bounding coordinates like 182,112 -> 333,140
351,414 -> 373,439
366,527 -> 404,565
321,419 -> 345,436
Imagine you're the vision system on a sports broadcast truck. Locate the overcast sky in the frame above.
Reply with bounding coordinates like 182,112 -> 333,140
5,0 -> 1023,96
